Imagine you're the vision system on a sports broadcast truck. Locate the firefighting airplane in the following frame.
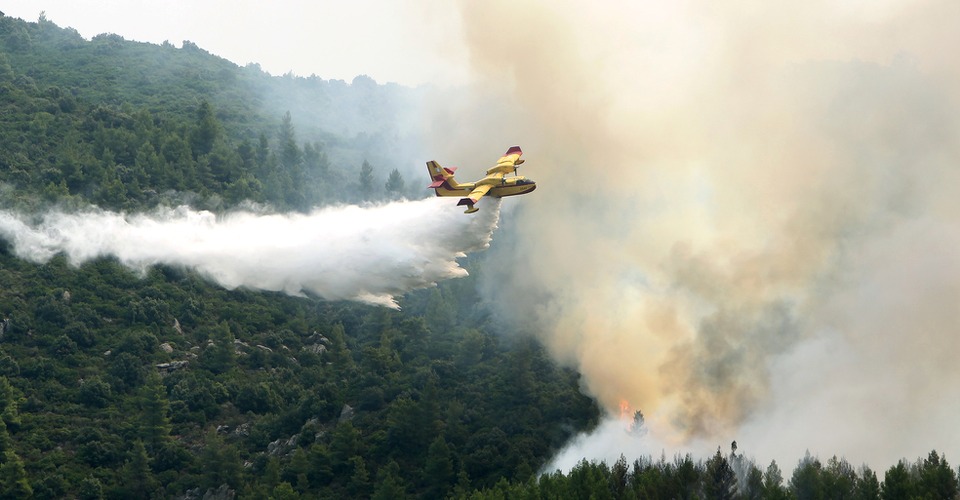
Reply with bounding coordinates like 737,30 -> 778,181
426,146 -> 536,213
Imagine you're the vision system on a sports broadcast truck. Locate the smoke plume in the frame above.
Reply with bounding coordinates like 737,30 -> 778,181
0,198 -> 500,308
440,0 -> 960,469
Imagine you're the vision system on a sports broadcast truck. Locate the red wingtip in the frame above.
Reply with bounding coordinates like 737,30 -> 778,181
505,146 -> 522,155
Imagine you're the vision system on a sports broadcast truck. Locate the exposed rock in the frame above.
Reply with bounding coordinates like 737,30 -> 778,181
267,434 -> 299,457
307,331 -> 331,346
304,343 -> 327,355
339,404 -> 355,423
156,360 -> 188,373
175,484 -> 235,500
173,318 -> 183,335
62,290 -> 71,302
159,342 -> 174,353
255,344 -> 273,353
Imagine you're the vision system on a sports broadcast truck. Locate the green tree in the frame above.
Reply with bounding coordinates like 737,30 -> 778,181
0,377 -> 22,431
192,100 -> 221,157
200,430 -> 242,491
270,482 -> 300,500
822,456 -> 857,499
855,466 -> 881,500
915,451 -> 956,500
0,450 -> 32,499
138,373 -> 173,452
424,435 -> 455,499
119,440 -> 160,498
359,159 -> 375,200
704,448 -> 737,499
77,475 -> 104,500
330,421 -> 362,475
199,322 -> 237,374
348,456 -> 372,498
278,111 -> 301,170
763,460 -> 791,500
881,461 -> 913,500
108,351 -> 146,391
327,323 -> 354,373
791,454 -> 824,500
742,462 -> 765,500
372,460 -> 408,500
385,168 -> 405,196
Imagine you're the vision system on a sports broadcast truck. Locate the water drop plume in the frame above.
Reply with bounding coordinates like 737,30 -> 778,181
0,198 -> 500,308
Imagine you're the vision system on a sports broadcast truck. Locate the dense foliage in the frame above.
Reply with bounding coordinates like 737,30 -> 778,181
0,12 -> 954,500
0,13 -> 599,498
0,241 -> 599,498
463,449 -> 959,500
0,12 -> 423,213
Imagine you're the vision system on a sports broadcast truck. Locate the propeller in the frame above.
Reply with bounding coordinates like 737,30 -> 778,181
513,158 -> 524,176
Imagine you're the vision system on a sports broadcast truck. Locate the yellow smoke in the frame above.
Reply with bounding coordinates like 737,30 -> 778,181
435,0 -> 960,447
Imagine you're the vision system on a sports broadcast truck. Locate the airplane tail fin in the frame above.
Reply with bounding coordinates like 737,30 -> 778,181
426,160 -> 464,192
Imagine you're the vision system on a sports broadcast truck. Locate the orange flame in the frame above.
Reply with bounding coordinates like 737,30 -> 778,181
619,399 -> 631,421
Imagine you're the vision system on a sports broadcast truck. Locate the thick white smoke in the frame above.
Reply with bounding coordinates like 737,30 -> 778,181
439,0 -> 960,474
0,198 -> 500,308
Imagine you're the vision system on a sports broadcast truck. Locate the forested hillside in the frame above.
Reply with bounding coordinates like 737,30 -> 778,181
0,13 -> 600,499
2,12 -> 958,500
0,12 -> 423,213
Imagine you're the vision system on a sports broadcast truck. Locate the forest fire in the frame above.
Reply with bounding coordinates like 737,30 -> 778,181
619,399 -> 631,421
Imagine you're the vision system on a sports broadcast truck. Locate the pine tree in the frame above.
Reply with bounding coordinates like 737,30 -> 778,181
424,435 -> 455,499
764,459 -> 790,499
192,100 -> 220,157
791,454 -> 824,500
881,461 -> 913,500
855,466 -> 881,500
372,460 -> 408,500
385,168 -> 405,197
200,322 -> 237,374
705,447 -> 737,499
139,372 -> 172,452
270,482 -> 300,500
359,160 -> 375,200
119,440 -> 159,498
916,450 -> 958,499
348,456 -> 372,498
0,451 -> 32,499
77,475 -> 104,500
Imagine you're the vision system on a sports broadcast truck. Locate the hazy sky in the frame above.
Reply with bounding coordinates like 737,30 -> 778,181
2,0 -> 469,86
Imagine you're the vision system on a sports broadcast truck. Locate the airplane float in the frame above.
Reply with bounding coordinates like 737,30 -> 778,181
426,146 -> 536,213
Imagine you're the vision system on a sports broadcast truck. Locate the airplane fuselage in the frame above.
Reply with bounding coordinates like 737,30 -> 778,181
433,176 -> 537,199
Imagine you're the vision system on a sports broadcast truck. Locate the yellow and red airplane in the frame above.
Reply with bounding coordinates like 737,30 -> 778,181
426,146 -> 536,213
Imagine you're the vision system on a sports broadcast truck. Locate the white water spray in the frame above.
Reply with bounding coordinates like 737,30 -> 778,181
0,198 -> 500,308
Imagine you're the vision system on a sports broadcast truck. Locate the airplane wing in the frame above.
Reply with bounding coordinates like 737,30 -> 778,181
497,146 -> 523,166
487,146 -> 524,174
458,183 -> 494,209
